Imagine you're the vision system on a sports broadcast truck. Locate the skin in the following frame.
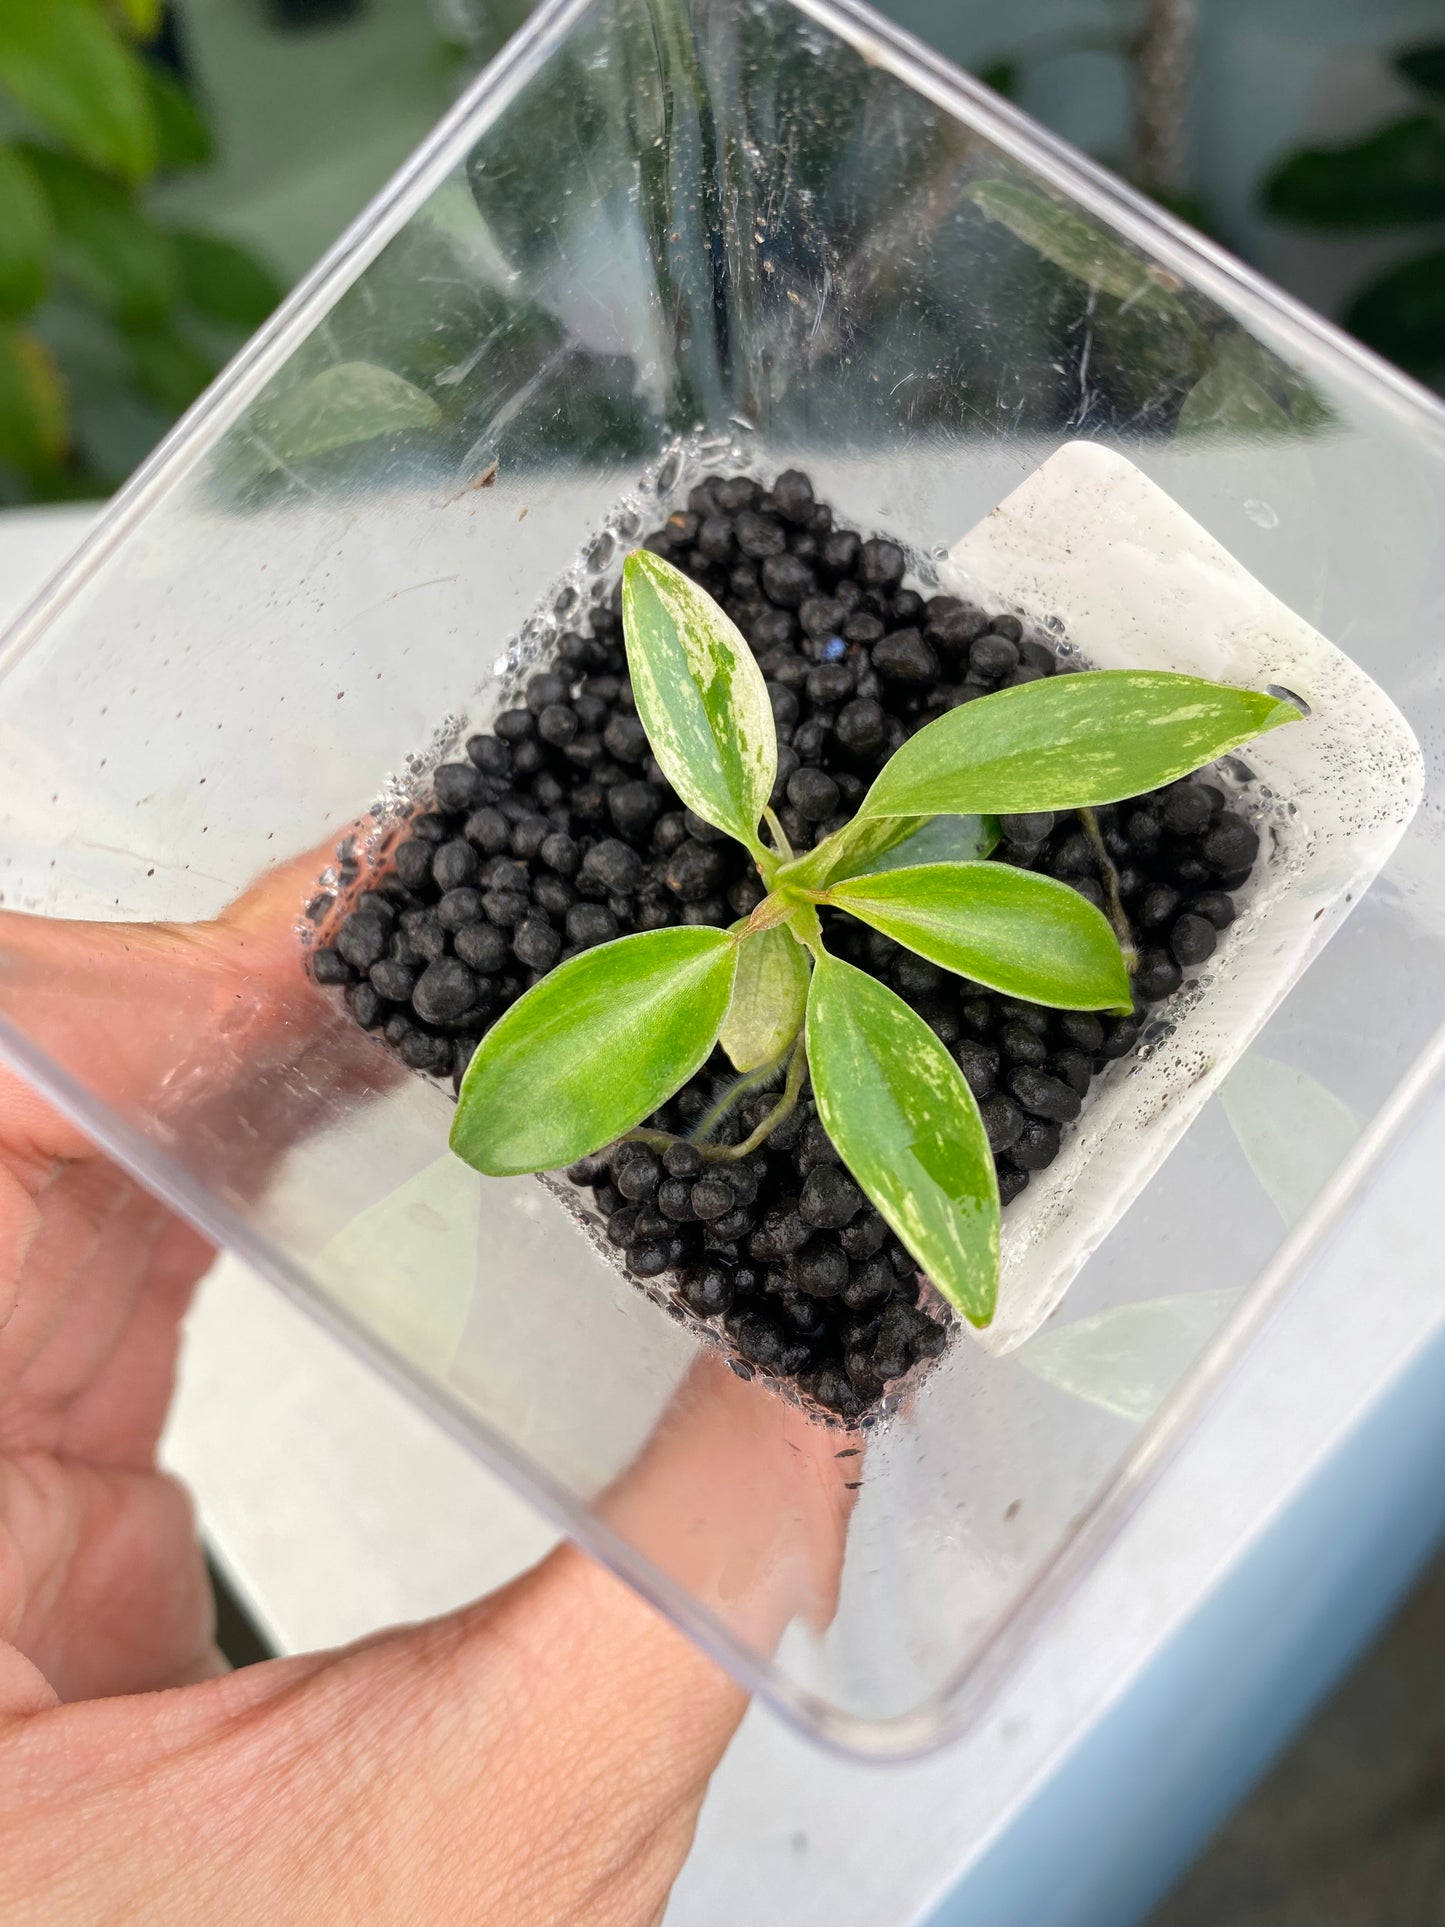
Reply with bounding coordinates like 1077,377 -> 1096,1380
0,853 -> 853,1925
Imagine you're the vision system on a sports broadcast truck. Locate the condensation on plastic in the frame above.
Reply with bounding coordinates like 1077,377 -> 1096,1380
0,0 -> 1443,1757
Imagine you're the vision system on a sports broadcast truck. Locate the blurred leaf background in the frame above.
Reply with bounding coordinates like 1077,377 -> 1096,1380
0,0 -> 284,501
1263,41 -> 1445,386
0,0 -> 1440,507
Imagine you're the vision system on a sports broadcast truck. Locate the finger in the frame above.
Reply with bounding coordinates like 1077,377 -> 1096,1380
0,1160 -> 138,1408
0,831 -> 379,1146
1,1454 -> 218,1702
0,835 -> 380,1716
0,1354 -> 867,1922
52,1210 -> 213,1467
1,1177 -> 208,1469
0,1545 -> 740,1926
594,1351 -> 858,1647
378,1352 -> 862,1917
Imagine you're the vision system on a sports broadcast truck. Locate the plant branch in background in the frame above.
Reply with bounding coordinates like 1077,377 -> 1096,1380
451,552 -> 1300,1328
1128,0 -> 1198,201
0,0 -> 285,503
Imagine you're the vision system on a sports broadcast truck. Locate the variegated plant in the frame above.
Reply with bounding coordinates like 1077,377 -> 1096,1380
451,551 -> 1300,1326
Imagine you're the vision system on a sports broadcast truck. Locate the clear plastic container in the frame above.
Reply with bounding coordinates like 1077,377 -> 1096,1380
0,0 -> 1442,1757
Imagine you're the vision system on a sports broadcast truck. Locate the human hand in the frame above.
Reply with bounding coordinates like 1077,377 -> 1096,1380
0,863 -> 853,1925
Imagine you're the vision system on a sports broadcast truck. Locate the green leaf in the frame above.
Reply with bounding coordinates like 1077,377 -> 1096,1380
0,0 -> 157,183
1177,362 -> 1292,439
622,550 -> 776,855
451,927 -> 739,1176
124,319 -> 215,413
1263,116 -> 1445,230
966,180 -> 1192,321
826,862 -> 1131,1010
1396,42 -> 1445,102
858,671 -> 1300,820
0,145 -> 51,317
974,60 -> 1019,99
831,813 -> 999,882
144,63 -> 215,173
1219,1053 -> 1360,1229
254,362 -> 441,465
786,810 -> 996,889
173,229 -> 283,330
1344,247 -> 1445,382
785,812 -> 919,889
1193,330 -> 1334,434
719,924 -> 810,1072
806,953 -> 999,1325
0,322 -> 68,472
109,0 -> 163,37
22,146 -> 177,326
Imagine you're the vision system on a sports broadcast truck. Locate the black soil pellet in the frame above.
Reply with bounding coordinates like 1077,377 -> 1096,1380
312,468 -> 1265,1422
311,947 -> 353,986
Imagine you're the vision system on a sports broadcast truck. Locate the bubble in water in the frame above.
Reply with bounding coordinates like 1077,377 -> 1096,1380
1244,499 -> 1279,529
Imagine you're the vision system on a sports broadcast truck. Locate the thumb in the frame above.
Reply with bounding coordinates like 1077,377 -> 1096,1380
2,1356 -> 856,1926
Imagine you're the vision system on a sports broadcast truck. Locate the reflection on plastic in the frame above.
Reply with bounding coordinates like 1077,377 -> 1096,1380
1220,1052 -> 1362,1230
1016,1289 -> 1240,1427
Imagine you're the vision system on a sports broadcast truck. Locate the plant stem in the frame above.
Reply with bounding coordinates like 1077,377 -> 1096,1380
762,805 -> 795,864
743,891 -> 795,936
685,1051 -> 791,1145
717,1033 -> 807,1161
1079,806 -> 1138,970
798,915 -> 830,968
1129,0 -> 1198,198
618,1032 -> 808,1166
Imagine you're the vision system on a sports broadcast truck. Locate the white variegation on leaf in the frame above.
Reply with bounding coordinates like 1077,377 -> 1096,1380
806,954 -> 999,1325
622,550 -> 777,857
859,670 -> 1300,820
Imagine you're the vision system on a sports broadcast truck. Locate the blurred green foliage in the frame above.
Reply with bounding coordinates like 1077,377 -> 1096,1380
1264,40 -> 1445,386
965,177 -> 1331,442
0,0 -> 285,503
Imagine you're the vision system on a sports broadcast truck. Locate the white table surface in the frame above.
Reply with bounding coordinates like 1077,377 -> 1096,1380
6,506 -> 1445,1926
